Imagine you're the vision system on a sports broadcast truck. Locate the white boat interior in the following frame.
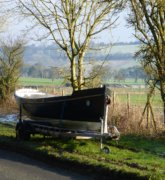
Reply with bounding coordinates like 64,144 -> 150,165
15,88 -> 54,98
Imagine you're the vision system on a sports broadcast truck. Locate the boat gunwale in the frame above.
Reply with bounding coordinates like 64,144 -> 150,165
15,93 -> 106,104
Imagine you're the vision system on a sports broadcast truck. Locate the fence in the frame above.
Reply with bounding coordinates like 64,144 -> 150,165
109,91 -> 164,134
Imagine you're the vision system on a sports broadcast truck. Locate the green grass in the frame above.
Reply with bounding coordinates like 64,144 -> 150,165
109,134 -> 165,157
106,78 -> 145,85
115,93 -> 163,107
19,77 -> 145,87
19,77 -> 63,86
0,123 -> 165,179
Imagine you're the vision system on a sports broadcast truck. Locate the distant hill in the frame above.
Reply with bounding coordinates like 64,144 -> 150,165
23,42 -> 140,69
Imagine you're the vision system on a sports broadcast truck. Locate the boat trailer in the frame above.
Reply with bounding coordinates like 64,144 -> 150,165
16,98 -> 120,154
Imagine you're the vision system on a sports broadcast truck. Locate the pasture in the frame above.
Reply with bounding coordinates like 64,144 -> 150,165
106,78 -> 145,85
113,91 -> 163,107
19,77 -> 63,86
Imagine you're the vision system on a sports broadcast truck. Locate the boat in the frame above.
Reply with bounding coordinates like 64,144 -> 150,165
14,86 -> 111,132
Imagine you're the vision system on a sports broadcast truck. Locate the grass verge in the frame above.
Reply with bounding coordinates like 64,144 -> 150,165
0,123 -> 164,180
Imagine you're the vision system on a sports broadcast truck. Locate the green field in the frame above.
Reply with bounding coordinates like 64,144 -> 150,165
0,123 -> 165,179
114,93 -> 163,107
19,77 -> 63,86
106,78 -> 145,85
19,77 -> 146,86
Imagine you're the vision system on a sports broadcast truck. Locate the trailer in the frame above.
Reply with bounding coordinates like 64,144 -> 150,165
15,86 -> 120,153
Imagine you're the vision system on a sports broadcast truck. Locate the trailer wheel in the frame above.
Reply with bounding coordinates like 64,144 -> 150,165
102,146 -> 110,154
16,123 -> 30,140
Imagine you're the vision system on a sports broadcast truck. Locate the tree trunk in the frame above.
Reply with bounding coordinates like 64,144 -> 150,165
70,59 -> 77,91
78,54 -> 84,90
160,80 -> 165,124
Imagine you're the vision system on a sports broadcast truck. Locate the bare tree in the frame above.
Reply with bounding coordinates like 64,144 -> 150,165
0,16 -> 7,33
0,39 -> 24,102
0,1 -> 10,33
16,0 -> 123,91
128,0 -> 165,123
85,63 -> 109,88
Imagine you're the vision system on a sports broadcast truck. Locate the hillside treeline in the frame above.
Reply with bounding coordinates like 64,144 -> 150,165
22,63 -> 147,84
23,42 -> 139,67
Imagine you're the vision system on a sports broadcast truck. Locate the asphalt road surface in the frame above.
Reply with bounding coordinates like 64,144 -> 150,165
0,149 -> 91,180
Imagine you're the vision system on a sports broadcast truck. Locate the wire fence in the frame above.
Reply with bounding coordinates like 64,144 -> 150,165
109,91 -> 164,134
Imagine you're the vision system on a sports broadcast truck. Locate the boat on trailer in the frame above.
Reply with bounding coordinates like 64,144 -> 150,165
14,86 -> 120,152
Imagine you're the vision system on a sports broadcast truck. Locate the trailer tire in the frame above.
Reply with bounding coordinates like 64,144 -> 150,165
102,146 -> 110,154
16,123 -> 30,140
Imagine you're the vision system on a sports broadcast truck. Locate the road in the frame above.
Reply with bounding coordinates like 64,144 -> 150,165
0,149 -> 90,180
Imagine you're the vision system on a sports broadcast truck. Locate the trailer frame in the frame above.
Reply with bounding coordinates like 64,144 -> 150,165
16,98 -> 120,154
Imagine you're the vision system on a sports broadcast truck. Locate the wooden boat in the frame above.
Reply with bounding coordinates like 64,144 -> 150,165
15,86 -> 110,132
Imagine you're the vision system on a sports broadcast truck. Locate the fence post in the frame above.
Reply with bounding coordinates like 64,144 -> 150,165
62,89 -> 64,96
146,104 -> 150,129
127,93 -> 130,117
112,91 -> 116,110
45,87 -> 47,93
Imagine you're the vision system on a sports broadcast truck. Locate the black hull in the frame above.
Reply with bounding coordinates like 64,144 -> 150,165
15,86 -> 108,131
